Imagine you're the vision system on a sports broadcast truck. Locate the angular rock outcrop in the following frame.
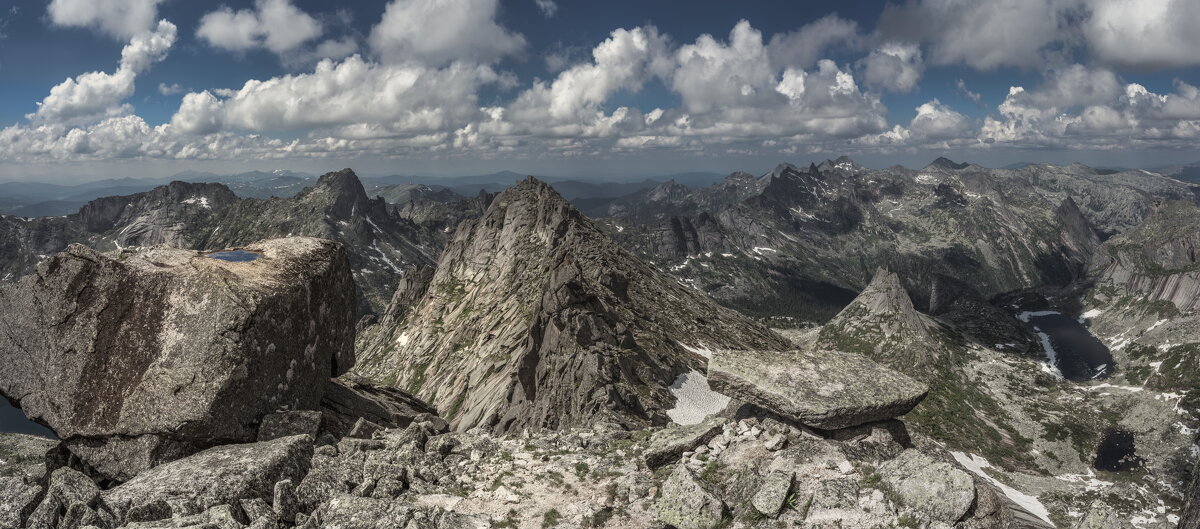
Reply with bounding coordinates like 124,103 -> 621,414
355,177 -> 790,433
707,348 -> 928,430
0,237 -> 355,481
101,434 -> 314,523
818,268 -> 944,365
643,416 -> 727,469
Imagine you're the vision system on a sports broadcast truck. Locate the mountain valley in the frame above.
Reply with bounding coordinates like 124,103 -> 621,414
0,158 -> 1197,529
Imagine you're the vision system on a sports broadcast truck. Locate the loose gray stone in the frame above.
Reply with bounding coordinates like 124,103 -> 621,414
274,479 -> 299,522
655,464 -> 725,529
348,418 -> 384,439
644,416 -> 727,470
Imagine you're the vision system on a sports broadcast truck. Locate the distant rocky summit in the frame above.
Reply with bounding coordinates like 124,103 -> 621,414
0,237 -> 356,481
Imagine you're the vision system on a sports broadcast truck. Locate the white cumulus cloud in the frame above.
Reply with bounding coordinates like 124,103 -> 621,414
47,0 -> 162,39
534,0 -> 558,17
196,0 -> 323,55
369,0 -> 526,66
1083,0 -> 1200,70
859,42 -> 924,94
30,20 -> 177,125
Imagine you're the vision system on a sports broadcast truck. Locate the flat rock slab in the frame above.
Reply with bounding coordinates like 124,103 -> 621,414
708,349 -> 928,430
102,434 -> 313,523
0,237 -> 355,481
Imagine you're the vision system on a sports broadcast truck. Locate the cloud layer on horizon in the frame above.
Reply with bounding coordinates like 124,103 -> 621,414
6,0 -> 1200,167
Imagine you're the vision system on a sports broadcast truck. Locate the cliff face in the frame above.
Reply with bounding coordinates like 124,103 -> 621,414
1090,200 -> 1200,311
0,237 -> 355,481
356,177 -> 790,433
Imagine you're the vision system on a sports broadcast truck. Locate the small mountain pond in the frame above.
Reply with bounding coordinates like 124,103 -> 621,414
1017,310 -> 1114,381
206,249 -> 263,262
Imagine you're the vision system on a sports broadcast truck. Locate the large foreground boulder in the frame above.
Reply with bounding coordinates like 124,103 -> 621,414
707,349 -> 927,430
0,237 -> 355,481
101,434 -> 313,523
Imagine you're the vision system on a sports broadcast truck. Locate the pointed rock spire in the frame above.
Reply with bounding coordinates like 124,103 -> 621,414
818,268 -> 940,365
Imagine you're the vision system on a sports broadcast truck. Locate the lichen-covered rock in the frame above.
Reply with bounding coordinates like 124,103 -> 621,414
707,348 -> 927,430
101,435 -> 314,523
0,476 -> 42,529
0,237 -> 354,481
751,469 -> 793,517
644,416 -> 726,469
656,464 -> 725,529
1182,467 -> 1200,529
877,449 -> 975,523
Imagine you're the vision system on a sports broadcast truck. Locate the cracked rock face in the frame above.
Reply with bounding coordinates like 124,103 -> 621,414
0,237 -> 355,481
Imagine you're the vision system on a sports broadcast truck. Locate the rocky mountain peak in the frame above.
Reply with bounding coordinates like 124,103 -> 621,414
926,157 -> 970,171
646,179 -> 689,202
816,156 -> 863,173
355,177 -> 789,433
78,181 -> 237,233
296,168 -> 378,221
818,268 -> 939,365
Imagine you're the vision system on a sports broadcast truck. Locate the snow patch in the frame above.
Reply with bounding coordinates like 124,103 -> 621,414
951,452 -> 1055,526
680,343 -> 714,359
666,370 -> 730,426
182,196 -> 211,209
1017,310 -> 1060,323
1081,309 -> 1104,319
915,173 -> 940,184
751,247 -> 777,255
1146,319 -> 1167,332
1056,469 -> 1113,492
1031,325 -> 1064,379
1084,383 -> 1144,393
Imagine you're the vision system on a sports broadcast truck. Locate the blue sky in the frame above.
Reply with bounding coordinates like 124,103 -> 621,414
2,0 -> 1200,182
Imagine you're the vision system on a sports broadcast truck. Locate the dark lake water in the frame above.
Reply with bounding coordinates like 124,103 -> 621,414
1018,311 -> 1113,381
206,249 -> 263,262
0,398 -> 56,438
1094,428 -> 1144,471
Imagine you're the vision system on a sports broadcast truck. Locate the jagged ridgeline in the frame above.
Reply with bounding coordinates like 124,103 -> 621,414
592,158 -> 1199,321
355,177 -> 791,433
